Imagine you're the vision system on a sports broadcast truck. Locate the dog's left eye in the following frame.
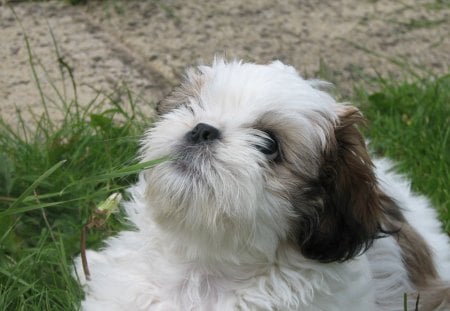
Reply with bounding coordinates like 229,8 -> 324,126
256,132 -> 279,161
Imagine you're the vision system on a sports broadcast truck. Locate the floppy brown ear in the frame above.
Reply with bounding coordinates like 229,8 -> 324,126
295,106 -> 387,262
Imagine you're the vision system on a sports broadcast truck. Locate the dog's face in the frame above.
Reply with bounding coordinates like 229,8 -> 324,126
141,60 -> 385,262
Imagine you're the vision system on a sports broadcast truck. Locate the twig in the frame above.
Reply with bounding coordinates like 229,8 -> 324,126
80,225 -> 90,280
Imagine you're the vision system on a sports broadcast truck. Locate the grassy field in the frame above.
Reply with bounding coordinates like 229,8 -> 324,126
357,74 -> 450,232
0,51 -> 449,309
0,37 -> 161,308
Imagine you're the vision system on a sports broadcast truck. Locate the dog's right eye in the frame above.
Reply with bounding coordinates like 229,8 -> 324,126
255,132 -> 279,161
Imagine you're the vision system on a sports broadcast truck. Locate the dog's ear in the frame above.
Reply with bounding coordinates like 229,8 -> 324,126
295,106 -> 385,262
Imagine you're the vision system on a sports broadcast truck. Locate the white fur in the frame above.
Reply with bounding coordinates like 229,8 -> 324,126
75,60 -> 450,310
76,179 -> 376,311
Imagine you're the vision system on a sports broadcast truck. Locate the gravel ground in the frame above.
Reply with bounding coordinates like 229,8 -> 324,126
1,0 -> 449,126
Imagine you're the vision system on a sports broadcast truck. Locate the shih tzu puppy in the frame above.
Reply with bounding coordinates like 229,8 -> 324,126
75,59 -> 450,310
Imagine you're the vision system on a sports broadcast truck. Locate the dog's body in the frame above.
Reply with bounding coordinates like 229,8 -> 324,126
76,60 -> 450,310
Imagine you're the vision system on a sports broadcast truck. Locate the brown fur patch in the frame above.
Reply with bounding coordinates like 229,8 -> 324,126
397,222 -> 438,286
255,111 -> 327,180
292,106 -> 388,262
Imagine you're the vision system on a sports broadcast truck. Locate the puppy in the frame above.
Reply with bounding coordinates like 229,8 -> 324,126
75,59 -> 450,310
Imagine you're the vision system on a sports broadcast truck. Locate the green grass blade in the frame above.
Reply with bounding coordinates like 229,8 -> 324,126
6,160 -> 67,211
64,157 -> 167,189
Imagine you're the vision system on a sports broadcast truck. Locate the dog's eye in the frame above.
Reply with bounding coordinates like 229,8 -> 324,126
256,132 -> 279,161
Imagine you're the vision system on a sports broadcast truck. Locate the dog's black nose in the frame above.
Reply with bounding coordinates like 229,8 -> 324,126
186,123 -> 221,144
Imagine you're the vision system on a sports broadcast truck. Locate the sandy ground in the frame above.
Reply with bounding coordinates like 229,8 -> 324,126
0,0 -> 449,127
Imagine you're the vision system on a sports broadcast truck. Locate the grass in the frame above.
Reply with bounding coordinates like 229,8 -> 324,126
0,30 -> 448,311
356,74 -> 450,232
0,29 -> 162,309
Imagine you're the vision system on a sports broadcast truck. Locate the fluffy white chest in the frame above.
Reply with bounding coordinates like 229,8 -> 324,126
77,229 -> 375,311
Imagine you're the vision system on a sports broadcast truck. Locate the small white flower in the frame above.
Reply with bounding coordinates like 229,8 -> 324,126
97,192 -> 122,218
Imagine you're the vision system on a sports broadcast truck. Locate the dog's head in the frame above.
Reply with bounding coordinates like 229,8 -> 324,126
141,59 -> 386,262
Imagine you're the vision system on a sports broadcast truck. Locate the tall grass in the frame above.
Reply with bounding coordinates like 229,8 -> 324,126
0,30 -> 160,310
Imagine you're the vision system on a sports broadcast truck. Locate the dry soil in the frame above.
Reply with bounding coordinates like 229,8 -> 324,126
1,0 -> 449,126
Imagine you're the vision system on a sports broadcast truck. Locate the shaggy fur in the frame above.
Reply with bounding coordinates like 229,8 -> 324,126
75,59 -> 450,310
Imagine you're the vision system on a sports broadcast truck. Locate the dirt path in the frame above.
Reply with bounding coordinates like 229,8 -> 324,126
1,0 -> 449,127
